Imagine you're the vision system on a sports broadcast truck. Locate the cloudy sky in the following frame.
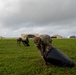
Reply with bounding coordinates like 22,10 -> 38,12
0,0 -> 76,37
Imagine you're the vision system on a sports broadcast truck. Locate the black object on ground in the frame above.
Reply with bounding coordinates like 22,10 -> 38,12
22,40 -> 30,46
46,47 -> 74,67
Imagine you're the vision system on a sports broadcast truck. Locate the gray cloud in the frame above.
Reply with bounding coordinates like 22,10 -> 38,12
0,0 -> 76,37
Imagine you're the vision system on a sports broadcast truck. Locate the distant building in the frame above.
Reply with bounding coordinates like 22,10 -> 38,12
51,34 -> 63,39
70,35 -> 76,38
21,34 -> 63,39
21,34 -> 39,39
51,36 -> 57,38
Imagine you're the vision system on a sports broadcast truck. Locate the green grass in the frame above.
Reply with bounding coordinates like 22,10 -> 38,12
0,39 -> 76,75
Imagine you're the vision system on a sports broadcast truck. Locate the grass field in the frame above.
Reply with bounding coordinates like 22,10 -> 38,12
0,39 -> 76,75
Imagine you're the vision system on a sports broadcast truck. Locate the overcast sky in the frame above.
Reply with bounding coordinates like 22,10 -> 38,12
0,0 -> 76,37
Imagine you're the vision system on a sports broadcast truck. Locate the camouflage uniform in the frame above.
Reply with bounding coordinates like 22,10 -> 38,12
33,34 -> 52,57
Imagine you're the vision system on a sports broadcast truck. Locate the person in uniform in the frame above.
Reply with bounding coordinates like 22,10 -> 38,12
17,36 -> 30,46
33,34 -> 52,65
17,38 -> 22,46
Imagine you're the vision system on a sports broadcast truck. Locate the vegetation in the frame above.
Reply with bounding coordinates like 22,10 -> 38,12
0,39 -> 76,75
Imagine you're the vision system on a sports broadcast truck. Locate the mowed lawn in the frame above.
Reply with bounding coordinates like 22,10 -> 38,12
0,38 -> 76,75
